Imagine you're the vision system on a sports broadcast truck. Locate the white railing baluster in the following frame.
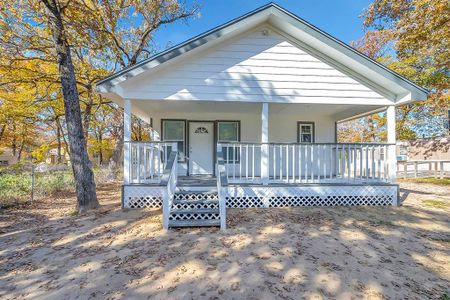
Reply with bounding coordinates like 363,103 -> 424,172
365,145 -> 369,182
359,145 -> 363,182
239,144 -> 242,181
353,144 -> 357,181
252,145 -> 255,180
215,142 -> 392,185
234,144 -> 237,182
293,145 -> 296,183
377,145 -> 381,180
285,144 -> 289,182
299,145 -> 302,183
371,146 -> 376,181
245,144 -> 249,180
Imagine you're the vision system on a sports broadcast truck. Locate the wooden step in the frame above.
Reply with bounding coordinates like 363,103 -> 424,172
169,219 -> 221,228
173,198 -> 219,204
170,208 -> 219,214
175,190 -> 217,194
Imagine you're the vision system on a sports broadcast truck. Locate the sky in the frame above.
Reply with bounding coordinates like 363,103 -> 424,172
152,0 -> 374,52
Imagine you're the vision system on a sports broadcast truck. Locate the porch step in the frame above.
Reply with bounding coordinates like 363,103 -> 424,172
170,208 -> 219,214
168,219 -> 221,228
169,191 -> 221,228
174,191 -> 218,202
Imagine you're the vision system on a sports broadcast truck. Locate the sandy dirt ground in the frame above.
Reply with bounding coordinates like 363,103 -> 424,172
0,181 -> 449,299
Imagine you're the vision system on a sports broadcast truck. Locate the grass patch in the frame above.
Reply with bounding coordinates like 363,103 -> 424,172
440,293 -> 450,300
422,199 -> 449,210
0,167 -> 113,208
402,178 -> 450,185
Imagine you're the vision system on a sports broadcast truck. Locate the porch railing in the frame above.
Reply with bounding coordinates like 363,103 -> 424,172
162,151 -> 178,230
126,141 -> 177,184
216,150 -> 228,230
218,142 -> 396,184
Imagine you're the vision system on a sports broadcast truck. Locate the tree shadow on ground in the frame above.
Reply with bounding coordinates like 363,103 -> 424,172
0,182 -> 449,299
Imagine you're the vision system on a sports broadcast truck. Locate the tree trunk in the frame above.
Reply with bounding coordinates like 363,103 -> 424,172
109,111 -> 124,178
45,3 -> 98,212
98,132 -> 103,165
11,123 -> 17,157
83,88 -> 93,141
56,121 -> 62,163
55,117 -> 70,156
0,124 -> 6,142
17,140 -> 24,161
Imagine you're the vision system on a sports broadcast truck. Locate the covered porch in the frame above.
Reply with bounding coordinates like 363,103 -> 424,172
121,100 -> 399,230
122,100 -> 398,187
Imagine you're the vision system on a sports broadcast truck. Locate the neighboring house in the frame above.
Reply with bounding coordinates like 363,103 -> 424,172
97,3 -> 428,229
397,137 -> 450,178
397,136 -> 450,161
45,147 -> 70,165
0,149 -> 17,166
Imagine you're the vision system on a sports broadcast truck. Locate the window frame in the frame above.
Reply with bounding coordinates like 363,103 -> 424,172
161,119 -> 187,162
217,120 -> 241,143
297,121 -> 315,143
216,120 -> 241,163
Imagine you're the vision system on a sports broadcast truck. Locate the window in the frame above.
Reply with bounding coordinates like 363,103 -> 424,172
162,120 -> 186,161
297,122 -> 315,143
217,121 -> 240,162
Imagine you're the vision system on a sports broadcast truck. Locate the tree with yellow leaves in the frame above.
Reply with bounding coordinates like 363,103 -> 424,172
0,0 -> 198,212
351,0 -> 449,140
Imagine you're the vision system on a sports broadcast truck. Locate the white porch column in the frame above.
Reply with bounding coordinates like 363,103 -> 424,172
261,102 -> 269,185
386,105 -> 397,183
123,99 -> 132,184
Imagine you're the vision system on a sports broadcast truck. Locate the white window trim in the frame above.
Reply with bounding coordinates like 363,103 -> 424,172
162,119 -> 186,162
297,121 -> 315,143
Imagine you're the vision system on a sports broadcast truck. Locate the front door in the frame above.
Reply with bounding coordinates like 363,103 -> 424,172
189,121 -> 214,175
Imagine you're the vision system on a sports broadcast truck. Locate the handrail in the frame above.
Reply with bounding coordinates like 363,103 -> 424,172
162,151 -> 178,230
218,141 -> 396,146
126,141 -> 175,184
218,142 -> 395,184
124,140 -> 171,144
216,150 -> 227,230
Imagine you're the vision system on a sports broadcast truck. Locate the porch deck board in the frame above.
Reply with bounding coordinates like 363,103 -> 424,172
136,175 -> 393,187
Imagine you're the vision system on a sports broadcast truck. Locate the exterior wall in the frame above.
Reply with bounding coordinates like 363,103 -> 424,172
149,102 -> 336,175
400,137 -> 450,161
0,149 -> 18,166
121,28 -> 390,105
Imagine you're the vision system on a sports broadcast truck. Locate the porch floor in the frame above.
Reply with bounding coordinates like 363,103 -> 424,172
164,175 -> 393,187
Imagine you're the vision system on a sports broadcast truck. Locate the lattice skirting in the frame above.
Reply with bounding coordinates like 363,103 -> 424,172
225,185 -> 398,208
122,185 -> 164,208
123,184 -> 398,208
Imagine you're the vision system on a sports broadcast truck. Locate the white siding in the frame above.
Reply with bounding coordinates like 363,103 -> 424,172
122,29 -> 388,104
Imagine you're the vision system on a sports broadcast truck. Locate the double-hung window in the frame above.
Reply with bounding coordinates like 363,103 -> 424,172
297,122 -> 315,143
162,120 -> 186,162
217,121 -> 240,163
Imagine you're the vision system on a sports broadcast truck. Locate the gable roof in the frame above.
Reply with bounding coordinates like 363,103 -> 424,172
97,3 -> 428,103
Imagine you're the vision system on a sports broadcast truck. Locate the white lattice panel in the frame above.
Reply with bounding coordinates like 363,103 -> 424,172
169,212 -> 220,221
225,185 -> 397,208
172,201 -> 219,210
123,184 -> 397,209
174,193 -> 218,201
123,185 -> 164,208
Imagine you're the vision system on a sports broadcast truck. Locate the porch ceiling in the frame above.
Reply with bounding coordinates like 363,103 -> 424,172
131,99 -> 384,121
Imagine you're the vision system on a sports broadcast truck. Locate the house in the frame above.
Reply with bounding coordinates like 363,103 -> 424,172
397,137 -> 450,161
397,137 -> 450,178
0,149 -> 17,166
97,3 -> 428,229
45,146 -> 70,165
